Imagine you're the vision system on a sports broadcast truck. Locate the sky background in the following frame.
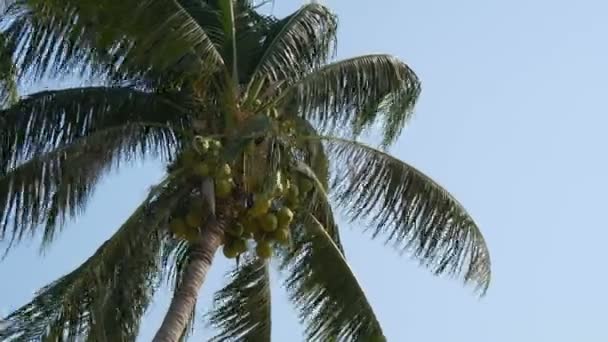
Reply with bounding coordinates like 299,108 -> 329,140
2,0 -> 608,340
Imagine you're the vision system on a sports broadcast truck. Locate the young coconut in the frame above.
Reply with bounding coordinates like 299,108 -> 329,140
256,240 -> 273,259
232,238 -> 248,254
193,136 -> 210,154
249,194 -> 272,217
209,139 -> 222,157
215,163 -> 232,179
215,179 -> 233,198
277,207 -> 294,227
211,139 -> 222,150
259,213 -> 278,232
241,216 -> 260,234
272,228 -> 290,245
223,244 -> 239,259
226,223 -> 245,237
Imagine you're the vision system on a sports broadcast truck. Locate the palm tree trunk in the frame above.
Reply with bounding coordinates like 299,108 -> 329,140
152,224 -> 223,342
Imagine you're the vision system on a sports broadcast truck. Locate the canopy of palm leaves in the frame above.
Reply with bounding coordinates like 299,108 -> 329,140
0,0 -> 491,340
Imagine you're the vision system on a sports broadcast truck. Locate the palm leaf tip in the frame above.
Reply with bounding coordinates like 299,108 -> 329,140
323,137 -> 491,294
290,54 -> 421,147
249,3 -> 338,88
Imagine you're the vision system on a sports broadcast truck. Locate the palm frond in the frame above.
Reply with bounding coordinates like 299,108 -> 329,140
0,86 -> 186,171
0,124 -> 179,252
278,213 -> 384,342
0,33 -> 17,107
247,3 -> 337,95
161,239 -> 192,292
1,0 -> 223,82
0,87 -> 184,250
288,115 -> 330,189
207,256 -> 271,342
292,160 -> 342,249
0,177 -> 186,341
319,136 -> 491,293
285,54 -> 421,146
232,1 -> 277,85
275,114 -> 342,246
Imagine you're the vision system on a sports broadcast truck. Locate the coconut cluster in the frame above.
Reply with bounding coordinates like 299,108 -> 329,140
168,136 -> 314,260
168,137 -> 233,242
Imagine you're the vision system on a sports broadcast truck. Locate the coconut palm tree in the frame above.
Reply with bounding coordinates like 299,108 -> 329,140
0,0 -> 491,341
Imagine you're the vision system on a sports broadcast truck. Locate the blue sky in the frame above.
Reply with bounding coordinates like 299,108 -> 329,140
2,0 -> 608,340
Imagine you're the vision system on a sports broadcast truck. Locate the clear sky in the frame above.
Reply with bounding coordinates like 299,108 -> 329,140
1,0 -> 607,340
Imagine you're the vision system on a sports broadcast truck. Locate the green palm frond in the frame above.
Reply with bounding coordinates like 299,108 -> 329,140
247,4 -> 337,95
0,86 -> 185,170
176,0 -> 274,104
174,0 -> 224,47
0,33 -> 17,107
162,239 -> 192,292
166,0 -> 225,75
0,124 -> 179,251
288,115 -> 331,189
207,256 -> 271,342
0,0 -> 223,82
319,136 -> 491,293
0,87 -> 184,249
286,54 -> 421,146
0,177 -> 185,341
292,160 -> 342,248
279,213 -> 384,342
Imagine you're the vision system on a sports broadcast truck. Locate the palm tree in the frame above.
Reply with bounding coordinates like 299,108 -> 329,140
0,0 -> 491,341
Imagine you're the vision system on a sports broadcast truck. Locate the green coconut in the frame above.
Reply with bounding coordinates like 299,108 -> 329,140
272,228 -> 290,245
223,244 -> 239,259
242,217 -> 260,234
277,207 -> 294,227
232,238 -> 248,254
249,194 -> 272,217
210,140 -> 222,150
216,163 -> 232,179
259,213 -> 278,232
227,223 -> 245,237
215,179 -> 233,198
193,137 -> 210,154
256,241 -> 273,259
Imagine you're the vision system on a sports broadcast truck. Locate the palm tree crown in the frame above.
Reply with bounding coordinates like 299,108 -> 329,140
0,0 -> 491,341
